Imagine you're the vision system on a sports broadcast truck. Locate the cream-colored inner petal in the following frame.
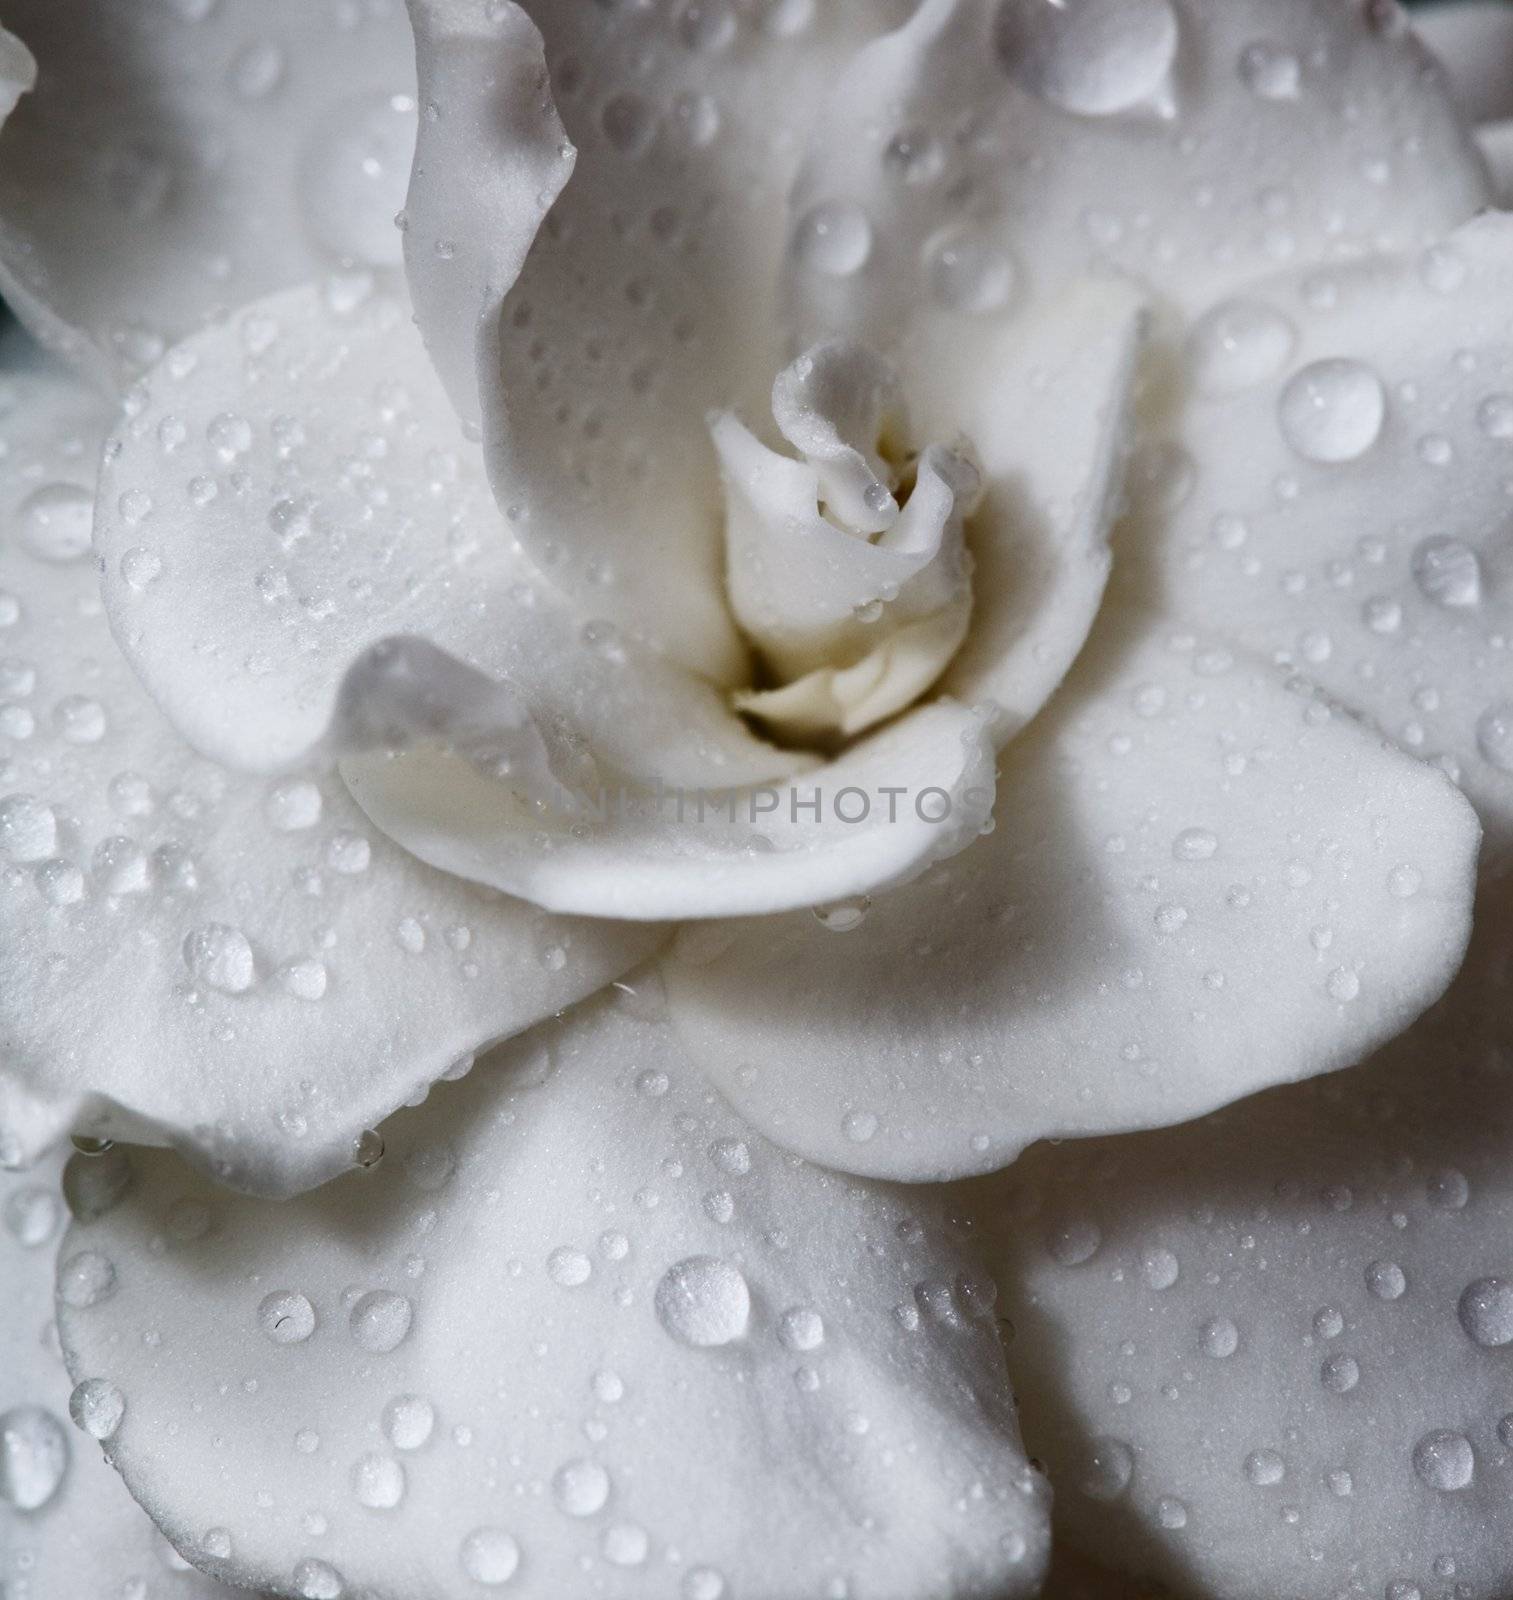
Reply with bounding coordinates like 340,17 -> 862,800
715,343 -> 978,746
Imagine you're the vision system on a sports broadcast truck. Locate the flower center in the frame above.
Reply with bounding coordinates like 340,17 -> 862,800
712,343 -> 980,751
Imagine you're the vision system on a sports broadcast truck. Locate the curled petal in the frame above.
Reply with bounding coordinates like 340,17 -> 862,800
0,356 -> 655,1196
969,939 -> 1513,1600
663,610 -> 1478,1182
0,0 -> 416,388
56,995 -> 1051,1600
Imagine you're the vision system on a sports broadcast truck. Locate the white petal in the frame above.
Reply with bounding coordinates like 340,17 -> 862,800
0,0 -> 416,388
0,355 -> 654,1196
55,995 -> 1051,1600
1,1151 -> 243,1597
1140,211 -> 1513,859
662,611 -> 1478,1182
93,285 -> 788,789
971,939 -> 1513,1600
407,0 -> 915,682
343,699 -> 996,920
1413,0 -> 1513,125
785,0 -> 1486,351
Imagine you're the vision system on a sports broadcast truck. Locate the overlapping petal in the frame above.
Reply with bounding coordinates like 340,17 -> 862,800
1132,211 -> 1513,860
1,1151 -> 246,1598
784,0 -> 1488,362
0,0 -> 417,389
663,609 -> 1478,1182
405,0 -> 915,681
968,931 -> 1513,1600
57,992 -> 1051,1600
0,353 -> 654,1195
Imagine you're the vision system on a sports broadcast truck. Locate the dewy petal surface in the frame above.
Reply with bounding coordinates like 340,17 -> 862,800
785,0 -> 1488,350
663,611 -> 1478,1183
1,1151 -> 245,1598
0,0 -> 417,389
405,0 -> 914,682
968,931 -> 1513,1600
56,993 -> 1051,1600
1136,212 -> 1513,861
0,354 -> 654,1196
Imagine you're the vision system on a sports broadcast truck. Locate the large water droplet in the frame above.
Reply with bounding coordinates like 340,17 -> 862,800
183,924 -> 256,994
299,91 -> 418,268
1412,1429 -> 1474,1491
349,1290 -> 413,1353
1078,1436 -> 1134,1500
994,0 -> 1178,117
654,1256 -> 750,1347
552,1457 -> 610,1517
259,1290 -> 317,1345
1277,359 -> 1385,463
459,1528 -> 521,1586
792,202 -> 873,278
1458,1278 -> 1513,1348
0,1406 -> 69,1510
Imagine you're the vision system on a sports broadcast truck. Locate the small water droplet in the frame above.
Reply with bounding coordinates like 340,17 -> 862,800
792,202 -> 873,278
182,924 -> 256,994
259,1290 -> 316,1345
68,1379 -> 125,1441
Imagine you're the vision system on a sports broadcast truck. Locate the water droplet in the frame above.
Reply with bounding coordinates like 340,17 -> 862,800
882,126 -> 945,185
1320,1352 -> 1359,1393
0,795 -> 57,862
1238,40 -> 1301,98
58,1249 -> 117,1308
552,1457 -> 610,1517
1156,1495 -> 1188,1529
53,696 -> 106,744
842,1109 -> 878,1144
1047,1218 -> 1102,1266
68,1379 -> 125,1441
1140,1247 -> 1179,1290
279,958 -> 329,1001
1243,1449 -> 1285,1486
655,1256 -> 750,1347
299,91 -> 417,267
600,91 -> 658,157
1411,536 -> 1482,609
1172,827 -> 1218,862
183,924 -> 256,994
259,1290 -> 316,1345
19,483 -> 92,562
1199,1316 -> 1239,1358
1078,1436 -> 1134,1500
812,895 -> 870,932
351,1453 -> 406,1509
1277,359 -> 1385,463
1458,1278 -> 1513,1347
292,1557 -> 344,1599
0,1407 -> 68,1510
547,1246 -> 592,1288
792,202 -> 873,278
3,1186 -> 60,1247
1412,1430 -> 1474,1491
994,0 -> 1178,117
1187,300 -> 1295,395
349,1290 -> 412,1353
602,1522 -> 649,1566
382,1394 -> 435,1451
1365,1259 -> 1407,1300
353,1129 -> 385,1169
925,226 -> 1014,315
264,779 -> 323,831
683,1569 -> 727,1600
1475,702 -> 1513,772
459,1528 -> 521,1586
778,1306 -> 826,1351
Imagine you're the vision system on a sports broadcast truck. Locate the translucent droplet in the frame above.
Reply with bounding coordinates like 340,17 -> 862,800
1412,1429 -> 1474,1492
1277,359 -> 1385,464
1320,1352 -> 1359,1393
778,1306 -> 825,1351
1187,300 -> 1295,395
1173,827 -> 1218,862
1078,1436 -> 1134,1500
654,1256 -> 751,1347
3,1186 -> 60,1248
1140,1247 -> 1179,1290
1365,1259 -> 1407,1300
0,795 -> 58,862
351,1453 -> 406,1509
812,895 -> 870,933
547,1247 -> 592,1287
994,0 -> 1178,117
925,226 -> 1014,315
383,1394 -> 435,1451
349,1290 -> 413,1353
0,1407 -> 68,1510
459,1528 -> 521,1586
602,1522 -> 649,1566
264,779 -> 323,831
292,1558 -> 344,1599
552,1457 -> 610,1517
1458,1278 -> 1513,1348
299,91 -> 418,267
58,1249 -> 117,1308
792,202 -> 873,278
1475,702 -> 1513,773
19,483 -> 93,562
1410,536 -> 1482,609
842,1109 -> 878,1144
68,1378 -> 125,1441
1199,1316 -> 1239,1358
259,1290 -> 316,1345
1243,1448 -> 1285,1486
1238,41 -> 1301,99
182,924 -> 256,994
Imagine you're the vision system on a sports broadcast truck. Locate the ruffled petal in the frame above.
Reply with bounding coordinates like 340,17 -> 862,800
405,0 -> 914,682
662,610 -> 1478,1183
1136,211 -> 1513,860
0,354 -> 654,1196
784,0 -> 1488,355
969,936 -> 1513,1600
1,1151 -> 245,1597
55,993 -> 1051,1600
0,0 -> 416,389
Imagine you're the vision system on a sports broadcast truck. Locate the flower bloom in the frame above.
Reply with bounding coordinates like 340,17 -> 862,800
0,1 -> 1512,1596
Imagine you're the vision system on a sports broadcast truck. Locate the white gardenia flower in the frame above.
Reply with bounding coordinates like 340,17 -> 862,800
1,0 -> 1513,1594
